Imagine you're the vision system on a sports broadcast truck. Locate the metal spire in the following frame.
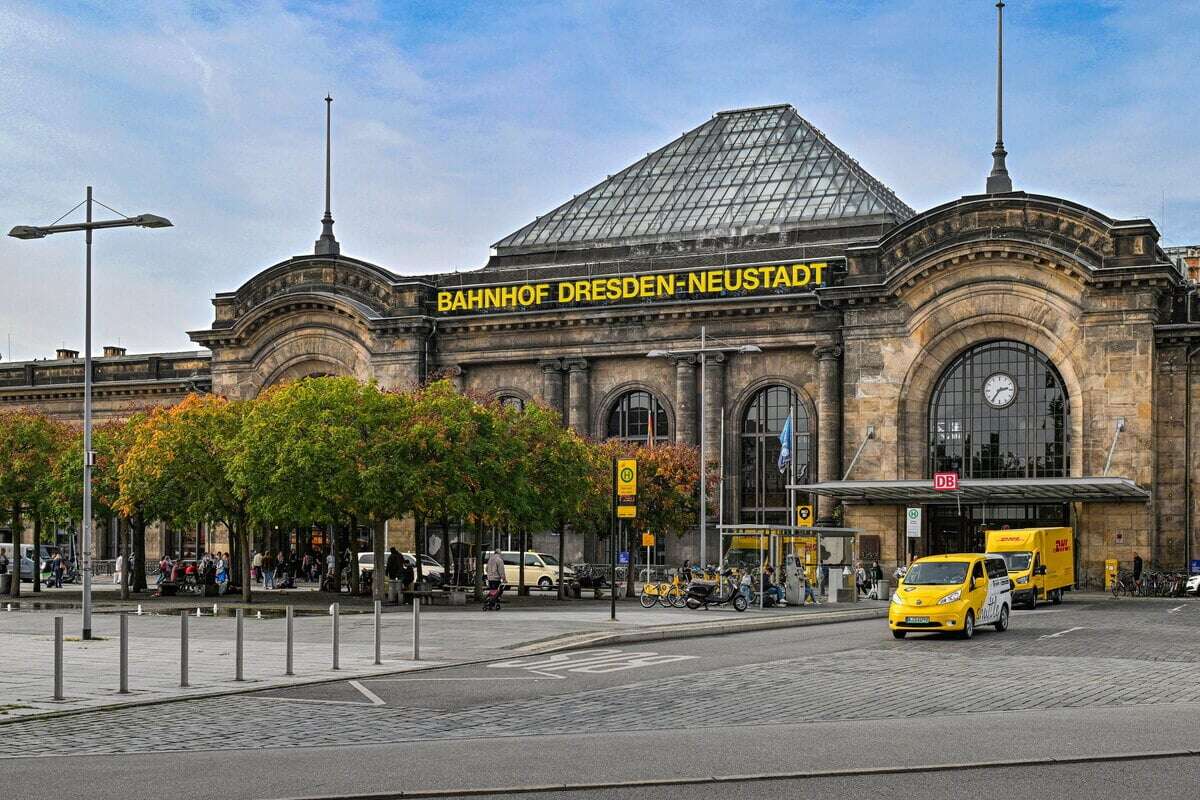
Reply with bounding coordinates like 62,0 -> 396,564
986,1 -> 1013,194
315,94 -> 340,255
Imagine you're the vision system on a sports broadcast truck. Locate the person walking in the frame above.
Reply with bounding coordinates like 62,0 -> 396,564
401,553 -> 415,601
252,550 -> 263,584
262,551 -> 275,590
801,570 -> 819,606
854,561 -> 867,597
52,552 -> 65,588
114,553 -> 125,586
1133,552 -> 1144,591
385,547 -> 403,605
486,549 -> 506,603
215,553 -> 229,596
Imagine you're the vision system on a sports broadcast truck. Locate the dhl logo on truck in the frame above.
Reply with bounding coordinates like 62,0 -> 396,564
997,536 -> 1022,543
1054,539 -> 1070,552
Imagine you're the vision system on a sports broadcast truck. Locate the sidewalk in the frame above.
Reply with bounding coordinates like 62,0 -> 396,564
0,590 -> 887,722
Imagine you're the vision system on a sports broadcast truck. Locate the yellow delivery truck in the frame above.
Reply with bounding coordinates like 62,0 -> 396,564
985,527 -> 1074,609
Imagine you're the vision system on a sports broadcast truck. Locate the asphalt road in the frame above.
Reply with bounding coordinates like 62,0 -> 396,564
3,594 -> 1198,799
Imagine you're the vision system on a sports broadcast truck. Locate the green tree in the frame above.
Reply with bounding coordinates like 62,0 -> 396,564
119,394 -> 253,600
0,409 -> 69,598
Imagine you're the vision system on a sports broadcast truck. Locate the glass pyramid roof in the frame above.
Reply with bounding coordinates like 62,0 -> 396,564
494,104 -> 914,252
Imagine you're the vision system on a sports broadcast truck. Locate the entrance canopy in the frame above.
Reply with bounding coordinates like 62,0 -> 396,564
788,477 -> 1150,505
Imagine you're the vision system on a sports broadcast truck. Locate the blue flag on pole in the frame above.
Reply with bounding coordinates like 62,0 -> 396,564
777,413 -> 793,474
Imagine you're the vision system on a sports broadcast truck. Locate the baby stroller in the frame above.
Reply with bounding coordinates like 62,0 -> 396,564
482,582 -> 504,611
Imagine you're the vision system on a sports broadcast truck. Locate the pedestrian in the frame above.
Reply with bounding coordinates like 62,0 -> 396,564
385,547 -> 403,604
252,550 -> 263,584
854,561 -> 867,597
263,551 -> 275,589
1133,552 -> 1144,589
801,570 -> 819,605
215,554 -> 229,595
0,550 -> 8,575
52,552 -> 65,588
486,549 -> 506,599
401,553 -> 415,599
114,553 -> 125,586
302,553 -> 312,583
763,565 -> 785,606
326,551 -> 336,588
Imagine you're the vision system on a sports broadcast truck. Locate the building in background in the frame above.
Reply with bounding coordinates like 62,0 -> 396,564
4,103 -> 1199,579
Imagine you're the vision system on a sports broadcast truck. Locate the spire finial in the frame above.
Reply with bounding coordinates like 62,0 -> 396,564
315,93 -> 340,256
986,1 -> 1013,194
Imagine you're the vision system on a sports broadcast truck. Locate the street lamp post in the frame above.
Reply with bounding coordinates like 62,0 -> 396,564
649,326 -> 761,568
9,187 -> 171,640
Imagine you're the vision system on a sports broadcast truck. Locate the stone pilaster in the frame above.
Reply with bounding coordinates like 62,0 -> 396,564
815,345 -> 843,521
432,364 -> 465,392
538,358 -> 565,423
564,358 -> 590,435
701,353 -> 725,464
672,356 -> 697,445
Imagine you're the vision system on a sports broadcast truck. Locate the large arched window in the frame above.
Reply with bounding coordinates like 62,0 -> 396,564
929,340 -> 1069,479
740,385 -> 811,524
606,390 -> 670,444
496,394 -> 525,411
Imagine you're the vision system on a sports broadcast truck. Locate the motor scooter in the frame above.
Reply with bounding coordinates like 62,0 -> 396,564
684,570 -> 749,612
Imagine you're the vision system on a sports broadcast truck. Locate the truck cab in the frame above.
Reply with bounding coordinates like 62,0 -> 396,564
985,527 -> 1074,609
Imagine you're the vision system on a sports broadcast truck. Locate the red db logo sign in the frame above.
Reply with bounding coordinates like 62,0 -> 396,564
933,472 -> 959,491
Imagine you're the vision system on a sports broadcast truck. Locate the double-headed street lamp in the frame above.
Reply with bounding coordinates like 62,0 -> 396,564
9,187 -> 172,640
649,326 -> 761,568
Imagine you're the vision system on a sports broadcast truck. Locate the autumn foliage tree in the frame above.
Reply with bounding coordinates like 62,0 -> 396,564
0,408 -> 70,597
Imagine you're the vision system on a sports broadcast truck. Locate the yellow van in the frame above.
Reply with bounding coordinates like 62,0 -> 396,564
889,554 -> 1012,639
985,527 -> 1073,609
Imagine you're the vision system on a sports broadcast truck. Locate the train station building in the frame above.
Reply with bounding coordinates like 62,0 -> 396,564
3,103 -> 1197,579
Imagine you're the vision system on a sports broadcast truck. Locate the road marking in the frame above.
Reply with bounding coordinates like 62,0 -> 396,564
367,675 -> 566,682
1038,626 -> 1085,640
268,679 -> 387,706
489,648 -> 699,677
1168,605 -> 1185,614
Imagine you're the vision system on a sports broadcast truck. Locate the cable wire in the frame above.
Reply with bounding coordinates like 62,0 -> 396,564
46,199 -> 86,227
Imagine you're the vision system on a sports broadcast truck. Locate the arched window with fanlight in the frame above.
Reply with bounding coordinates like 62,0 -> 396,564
605,390 -> 670,444
739,385 -> 811,525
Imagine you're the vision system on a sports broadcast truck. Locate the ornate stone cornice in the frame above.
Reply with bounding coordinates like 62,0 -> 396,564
563,358 -> 589,372
537,358 -> 564,373
814,345 -> 843,361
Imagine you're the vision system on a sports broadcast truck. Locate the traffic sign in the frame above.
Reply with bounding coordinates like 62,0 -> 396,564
617,459 -> 638,496
618,550 -> 629,565
617,505 -> 637,519
796,505 -> 813,527
641,532 -> 655,547
933,471 -> 959,491
905,507 -> 922,538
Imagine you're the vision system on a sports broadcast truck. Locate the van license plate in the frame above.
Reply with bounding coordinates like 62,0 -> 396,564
905,616 -> 929,624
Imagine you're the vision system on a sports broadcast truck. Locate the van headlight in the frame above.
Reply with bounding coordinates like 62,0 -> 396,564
890,592 -> 902,605
937,589 -> 962,605
1016,576 -> 1029,585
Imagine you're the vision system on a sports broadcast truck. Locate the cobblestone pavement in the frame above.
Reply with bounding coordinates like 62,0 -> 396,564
1,596 -> 1196,757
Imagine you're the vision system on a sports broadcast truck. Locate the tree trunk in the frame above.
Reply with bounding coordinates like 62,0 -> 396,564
120,516 -> 131,601
473,516 -> 483,602
9,501 -> 20,598
372,518 -> 385,602
238,518 -> 252,604
132,513 -> 147,593
557,519 -> 566,601
414,514 -> 425,587
518,528 -> 528,596
32,514 -> 41,593
347,517 -> 360,595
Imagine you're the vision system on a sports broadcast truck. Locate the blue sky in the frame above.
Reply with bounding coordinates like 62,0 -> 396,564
1,0 -> 1197,357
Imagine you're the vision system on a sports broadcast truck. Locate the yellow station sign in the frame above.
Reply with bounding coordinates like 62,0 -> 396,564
437,260 -> 832,315
617,459 -> 638,496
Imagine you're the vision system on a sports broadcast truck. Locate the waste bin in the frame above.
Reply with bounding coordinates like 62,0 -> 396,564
1104,559 -> 1119,590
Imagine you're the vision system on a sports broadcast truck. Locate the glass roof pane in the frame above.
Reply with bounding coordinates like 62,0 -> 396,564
493,105 -> 913,250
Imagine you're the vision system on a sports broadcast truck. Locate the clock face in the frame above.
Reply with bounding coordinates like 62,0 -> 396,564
983,372 -> 1017,408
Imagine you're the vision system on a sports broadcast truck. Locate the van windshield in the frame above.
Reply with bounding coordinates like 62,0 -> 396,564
996,551 -> 1032,572
540,554 -> 560,566
904,562 -> 969,586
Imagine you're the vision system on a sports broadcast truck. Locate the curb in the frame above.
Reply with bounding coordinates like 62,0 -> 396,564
513,606 -> 889,653
271,748 -> 1200,799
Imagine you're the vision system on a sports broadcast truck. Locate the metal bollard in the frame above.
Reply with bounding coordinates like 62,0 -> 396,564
235,608 -> 244,681
53,616 -> 64,700
374,599 -> 382,666
180,612 -> 189,688
412,596 -> 420,661
119,613 -> 129,694
331,602 -> 340,670
285,606 -> 294,676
